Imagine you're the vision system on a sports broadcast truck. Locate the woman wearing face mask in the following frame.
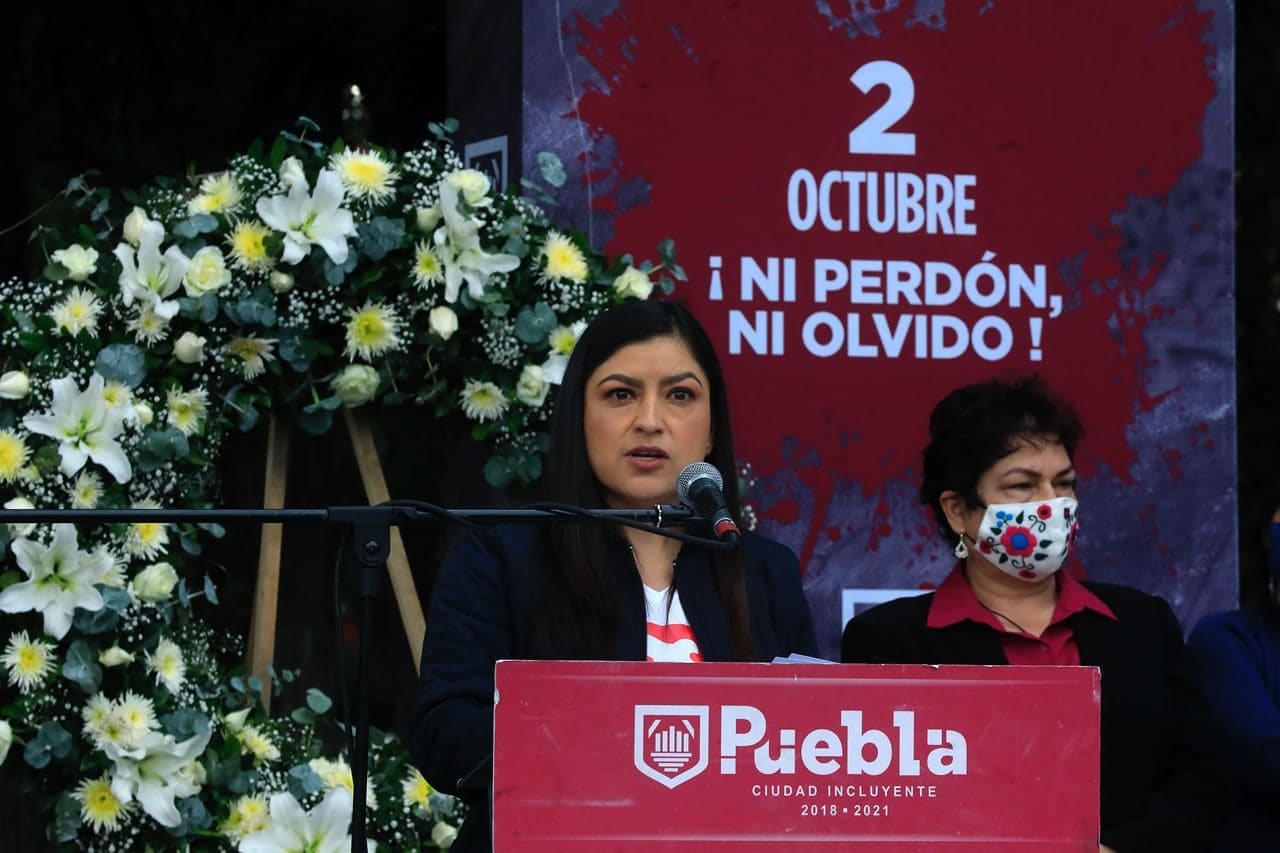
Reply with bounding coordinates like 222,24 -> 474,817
1184,493 -> 1280,852
411,300 -> 818,852
841,375 -> 1223,853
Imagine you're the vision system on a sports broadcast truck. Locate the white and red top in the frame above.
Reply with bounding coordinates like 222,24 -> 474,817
643,585 -> 703,662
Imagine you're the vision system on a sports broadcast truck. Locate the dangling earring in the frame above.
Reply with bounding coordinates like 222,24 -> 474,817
954,535 -> 969,559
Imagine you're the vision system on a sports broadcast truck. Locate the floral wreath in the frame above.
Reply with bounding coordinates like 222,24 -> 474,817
0,117 -> 684,849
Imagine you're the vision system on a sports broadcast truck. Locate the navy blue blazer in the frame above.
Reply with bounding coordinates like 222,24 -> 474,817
411,525 -> 818,852
841,579 -> 1225,853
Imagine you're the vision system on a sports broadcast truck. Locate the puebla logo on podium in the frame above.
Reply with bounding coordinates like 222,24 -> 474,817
634,705 -> 709,789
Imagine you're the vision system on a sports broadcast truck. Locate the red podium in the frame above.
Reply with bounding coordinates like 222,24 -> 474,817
493,661 -> 1100,850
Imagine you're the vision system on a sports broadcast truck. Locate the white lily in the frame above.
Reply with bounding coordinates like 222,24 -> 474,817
104,728 -> 210,828
113,220 -> 189,320
22,374 -> 132,483
0,523 -> 109,639
256,169 -> 357,266
431,181 -> 519,303
239,787 -> 372,853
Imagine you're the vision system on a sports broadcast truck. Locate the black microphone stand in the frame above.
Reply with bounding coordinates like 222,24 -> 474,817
0,501 -> 721,849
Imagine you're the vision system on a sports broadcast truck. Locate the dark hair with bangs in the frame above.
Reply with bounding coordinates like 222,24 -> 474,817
538,300 -> 752,659
920,374 -> 1084,543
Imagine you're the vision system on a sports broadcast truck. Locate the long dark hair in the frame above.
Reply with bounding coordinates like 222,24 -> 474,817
539,300 -> 752,659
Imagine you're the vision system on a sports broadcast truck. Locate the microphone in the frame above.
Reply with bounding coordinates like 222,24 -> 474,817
676,462 -> 741,545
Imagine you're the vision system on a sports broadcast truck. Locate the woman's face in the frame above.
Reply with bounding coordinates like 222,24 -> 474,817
942,437 -> 1077,539
583,334 -> 714,508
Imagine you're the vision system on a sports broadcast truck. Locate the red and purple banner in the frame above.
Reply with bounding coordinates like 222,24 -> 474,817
494,660 -> 1101,849
521,1 -> 1235,653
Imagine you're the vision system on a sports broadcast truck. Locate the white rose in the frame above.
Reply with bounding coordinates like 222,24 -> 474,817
0,720 -> 11,766
612,265 -> 654,300
431,821 -> 458,849
0,370 -> 30,399
330,364 -> 379,407
123,206 -> 152,247
173,332 -> 207,363
446,169 -> 491,206
515,364 -> 550,407
99,646 -> 135,667
133,402 -> 154,427
415,206 -> 443,232
3,497 -> 35,539
130,561 -> 179,602
51,244 -> 99,281
223,707 -> 251,732
268,271 -> 294,294
279,156 -> 306,189
428,306 -> 459,341
183,246 -> 231,296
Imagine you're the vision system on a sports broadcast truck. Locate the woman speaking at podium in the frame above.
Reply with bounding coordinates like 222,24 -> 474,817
841,376 -> 1224,852
411,300 -> 818,851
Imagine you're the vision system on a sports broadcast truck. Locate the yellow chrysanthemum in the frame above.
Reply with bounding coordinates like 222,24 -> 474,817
540,230 -> 589,283
226,220 -> 274,272
343,302 -> 403,361
166,387 -> 208,437
412,241 -> 444,289
188,172 -> 244,216
71,470 -> 103,509
125,497 -> 169,560
458,380 -> 509,423
309,756 -> 377,808
2,630 -> 55,692
548,324 -> 581,356
127,305 -> 169,344
222,794 -> 271,842
402,767 -> 433,812
50,286 -> 103,337
330,148 -> 399,203
237,723 -> 281,763
94,546 -> 126,587
73,775 -> 131,834
117,691 -> 158,740
225,337 -> 278,380
102,380 -> 133,410
146,638 -> 186,694
0,429 -> 31,483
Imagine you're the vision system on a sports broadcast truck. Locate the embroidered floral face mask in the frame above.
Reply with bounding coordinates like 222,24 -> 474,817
966,497 -> 1079,581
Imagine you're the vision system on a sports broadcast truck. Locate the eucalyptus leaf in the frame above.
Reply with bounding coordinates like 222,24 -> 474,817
173,214 -> 218,239
62,639 -> 103,693
513,302 -> 558,345
53,792 -> 80,843
297,407 -> 334,435
95,343 -> 147,387
306,688 -> 333,714
484,456 -> 515,489
537,151 -> 567,188
203,575 -> 219,606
